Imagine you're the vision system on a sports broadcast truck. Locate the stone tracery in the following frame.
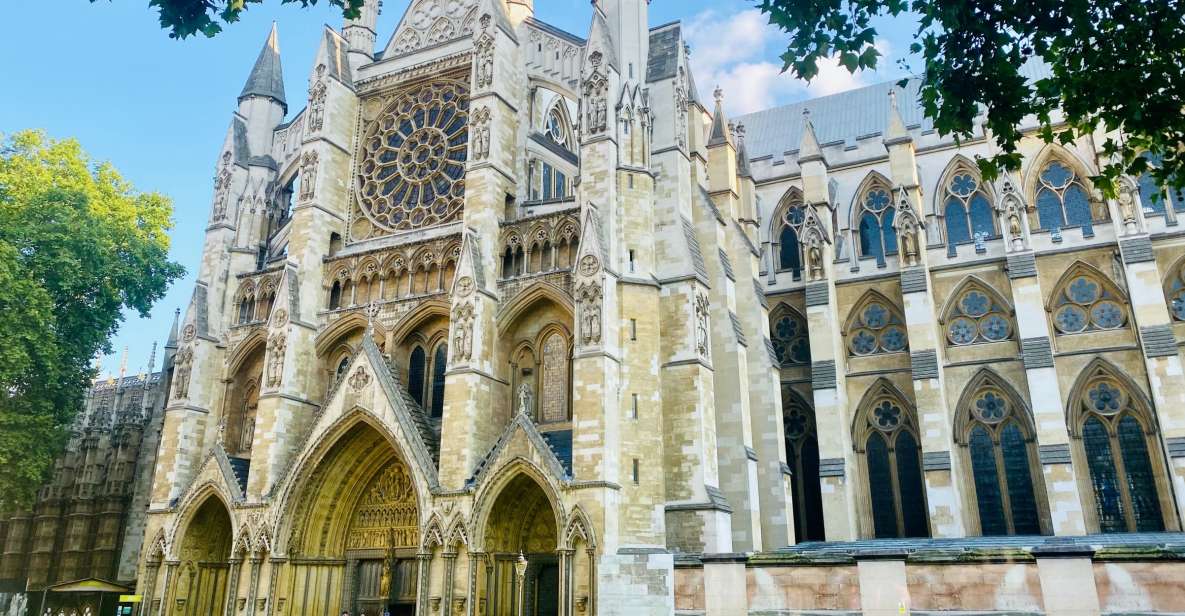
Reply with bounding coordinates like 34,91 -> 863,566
355,79 -> 470,235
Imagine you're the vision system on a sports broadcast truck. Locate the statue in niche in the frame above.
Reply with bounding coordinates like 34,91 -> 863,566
900,223 -> 919,266
379,562 -> 391,598
265,333 -> 285,388
517,382 -> 534,417
806,241 -> 823,281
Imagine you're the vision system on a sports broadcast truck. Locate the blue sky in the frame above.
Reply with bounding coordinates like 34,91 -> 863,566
0,0 -> 911,377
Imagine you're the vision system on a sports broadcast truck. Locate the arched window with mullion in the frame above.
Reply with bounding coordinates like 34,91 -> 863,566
1071,361 -> 1172,533
1034,160 -> 1096,234
1136,153 -> 1185,215
957,375 -> 1045,536
774,192 -> 807,279
942,167 -> 996,251
783,388 -> 824,542
856,181 -> 897,267
771,305 -> 811,368
855,381 -> 929,539
1165,259 -> 1185,322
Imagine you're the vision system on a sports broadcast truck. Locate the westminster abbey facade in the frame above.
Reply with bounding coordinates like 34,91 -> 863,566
106,0 -> 1185,614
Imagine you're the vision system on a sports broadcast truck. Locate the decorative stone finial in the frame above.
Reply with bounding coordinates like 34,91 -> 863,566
713,85 -> 723,104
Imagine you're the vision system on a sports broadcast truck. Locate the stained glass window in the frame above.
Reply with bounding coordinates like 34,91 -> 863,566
943,170 -> 996,246
1076,366 -> 1167,533
408,346 -> 426,407
1136,153 -> 1185,215
771,308 -> 811,367
1050,271 -> 1127,335
784,391 -> 825,542
866,432 -> 898,538
857,184 -> 897,267
1035,160 -> 1096,233
430,343 -> 447,418
776,199 -> 807,278
861,386 -> 929,539
960,379 -> 1044,536
946,285 -> 1013,346
1167,263 -> 1185,322
356,80 -> 469,232
848,298 -> 909,356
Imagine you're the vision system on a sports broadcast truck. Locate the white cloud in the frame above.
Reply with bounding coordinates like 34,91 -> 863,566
683,9 -> 894,115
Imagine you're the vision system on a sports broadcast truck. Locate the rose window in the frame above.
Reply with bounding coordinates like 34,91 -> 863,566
356,80 -> 469,232
1051,274 -> 1127,335
946,287 -> 1013,346
848,300 -> 909,356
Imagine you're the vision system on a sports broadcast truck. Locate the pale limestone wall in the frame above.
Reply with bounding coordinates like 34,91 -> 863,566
130,1 -> 1185,615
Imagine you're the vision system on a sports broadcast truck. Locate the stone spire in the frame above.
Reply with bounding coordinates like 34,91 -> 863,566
734,122 -> 752,178
886,88 -> 910,143
147,342 -> 158,375
798,108 -> 824,164
239,22 -> 287,112
707,86 -> 733,147
165,308 -> 181,350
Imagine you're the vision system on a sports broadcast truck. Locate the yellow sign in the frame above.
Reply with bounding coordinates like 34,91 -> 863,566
118,595 -> 141,603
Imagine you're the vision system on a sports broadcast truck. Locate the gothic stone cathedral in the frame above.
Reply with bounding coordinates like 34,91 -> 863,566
136,0 -> 1185,614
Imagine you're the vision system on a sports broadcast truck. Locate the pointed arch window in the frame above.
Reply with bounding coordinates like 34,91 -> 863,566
1072,365 -> 1168,533
771,307 -> 811,366
329,280 -> 343,310
776,197 -> 806,278
1136,153 -> 1185,215
846,296 -> 909,357
1050,270 -> 1127,335
408,346 -> 427,407
430,343 -> 448,419
1035,160 -> 1095,232
945,284 -> 1013,346
1167,262 -> 1185,322
334,356 -> 350,384
957,378 -> 1043,536
784,389 -> 824,541
857,384 -> 929,538
857,184 -> 897,267
943,169 -> 996,246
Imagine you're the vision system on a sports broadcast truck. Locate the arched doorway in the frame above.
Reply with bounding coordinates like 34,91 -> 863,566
483,473 -> 560,616
171,496 -> 232,616
283,421 -> 421,616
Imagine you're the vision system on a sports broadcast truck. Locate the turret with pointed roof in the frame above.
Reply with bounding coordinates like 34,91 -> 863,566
239,22 -> 287,112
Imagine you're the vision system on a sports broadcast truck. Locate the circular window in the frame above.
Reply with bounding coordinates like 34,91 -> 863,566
356,80 -> 469,232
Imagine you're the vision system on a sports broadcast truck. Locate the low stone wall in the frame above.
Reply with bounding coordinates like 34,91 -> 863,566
674,534 -> 1185,615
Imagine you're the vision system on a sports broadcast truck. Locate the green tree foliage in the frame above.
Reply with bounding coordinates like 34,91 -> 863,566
756,0 -> 1185,195
0,131 -> 185,508
100,0 -> 367,38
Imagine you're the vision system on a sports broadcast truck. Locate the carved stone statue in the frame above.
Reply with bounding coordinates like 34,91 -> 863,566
517,382 -> 534,416
379,562 -> 391,597
266,333 -> 285,388
694,293 -> 710,356
1008,211 -> 1022,238
452,302 -> 474,362
807,242 -> 823,281
173,346 -> 193,401
900,224 -> 919,266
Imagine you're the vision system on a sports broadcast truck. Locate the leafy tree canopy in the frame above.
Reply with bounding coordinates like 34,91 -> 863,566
94,0 -> 366,39
756,0 -> 1185,196
0,131 -> 185,508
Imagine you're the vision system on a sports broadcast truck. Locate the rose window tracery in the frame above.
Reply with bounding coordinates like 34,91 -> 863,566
848,299 -> 909,356
946,287 -> 1013,346
1051,274 -> 1127,334
356,80 -> 469,233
